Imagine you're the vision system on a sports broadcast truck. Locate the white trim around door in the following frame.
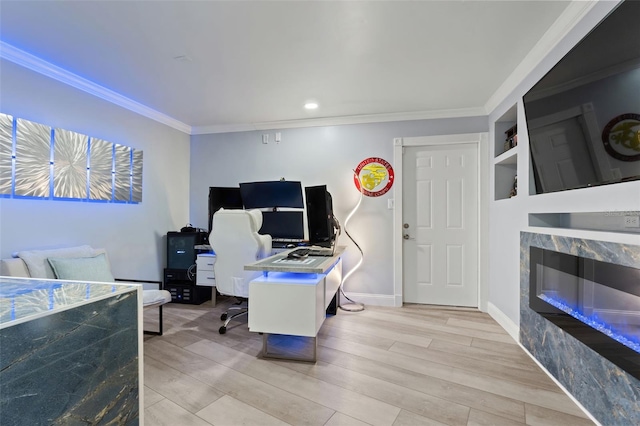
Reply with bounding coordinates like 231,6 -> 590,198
392,133 -> 489,310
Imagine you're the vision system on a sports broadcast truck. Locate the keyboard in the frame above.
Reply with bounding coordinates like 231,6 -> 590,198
287,248 -> 310,258
309,248 -> 334,256
286,247 -> 334,258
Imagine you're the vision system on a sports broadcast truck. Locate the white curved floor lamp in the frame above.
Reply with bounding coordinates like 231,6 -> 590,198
339,170 -> 365,312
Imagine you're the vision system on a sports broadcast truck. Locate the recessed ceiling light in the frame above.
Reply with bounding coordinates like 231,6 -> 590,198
304,102 -> 318,110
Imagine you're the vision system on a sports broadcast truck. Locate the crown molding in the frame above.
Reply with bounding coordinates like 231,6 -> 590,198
0,41 -> 192,134
484,0 -> 600,115
1,42 -> 487,137
191,106 -> 487,135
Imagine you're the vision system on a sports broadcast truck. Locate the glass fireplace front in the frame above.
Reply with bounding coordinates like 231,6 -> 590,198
529,246 -> 640,379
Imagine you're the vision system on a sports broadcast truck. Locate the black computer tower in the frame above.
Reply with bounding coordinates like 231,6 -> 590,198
163,269 -> 211,304
167,231 -> 207,270
165,232 -> 210,304
305,185 -> 335,247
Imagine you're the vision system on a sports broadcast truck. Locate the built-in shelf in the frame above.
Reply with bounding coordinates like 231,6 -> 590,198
495,162 -> 517,200
495,194 -> 518,202
494,105 -> 517,158
529,212 -> 640,234
494,146 -> 518,165
494,104 -> 518,200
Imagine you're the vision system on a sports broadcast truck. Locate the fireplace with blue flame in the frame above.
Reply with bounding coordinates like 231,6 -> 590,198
529,246 -> 640,379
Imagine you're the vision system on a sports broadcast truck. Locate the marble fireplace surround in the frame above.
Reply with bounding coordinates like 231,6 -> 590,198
520,232 -> 640,425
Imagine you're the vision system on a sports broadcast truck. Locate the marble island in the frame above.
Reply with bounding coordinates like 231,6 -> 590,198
0,277 -> 141,425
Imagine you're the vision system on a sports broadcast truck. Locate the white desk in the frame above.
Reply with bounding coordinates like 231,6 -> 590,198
245,247 -> 344,362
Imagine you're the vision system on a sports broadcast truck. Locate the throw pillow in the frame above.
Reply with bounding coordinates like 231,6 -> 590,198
48,253 -> 115,283
17,245 -> 96,278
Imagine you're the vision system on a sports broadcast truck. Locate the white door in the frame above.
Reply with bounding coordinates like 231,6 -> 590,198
529,117 -> 597,193
402,143 -> 478,306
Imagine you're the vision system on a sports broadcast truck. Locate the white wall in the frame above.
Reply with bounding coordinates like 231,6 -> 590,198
190,117 -> 487,301
0,60 -> 191,281
488,0 -> 640,333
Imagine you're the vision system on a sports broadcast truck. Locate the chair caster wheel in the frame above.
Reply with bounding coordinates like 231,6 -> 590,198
219,326 -> 227,334
220,313 -> 228,321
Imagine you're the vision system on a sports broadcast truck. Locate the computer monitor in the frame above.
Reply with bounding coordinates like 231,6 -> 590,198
259,211 -> 304,240
239,181 -> 304,209
305,185 -> 336,247
208,187 -> 243,233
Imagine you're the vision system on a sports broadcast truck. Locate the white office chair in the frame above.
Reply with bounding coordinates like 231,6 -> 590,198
210,208 -> 272,334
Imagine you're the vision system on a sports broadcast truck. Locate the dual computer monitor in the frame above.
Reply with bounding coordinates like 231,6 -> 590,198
208,181 -> 335,246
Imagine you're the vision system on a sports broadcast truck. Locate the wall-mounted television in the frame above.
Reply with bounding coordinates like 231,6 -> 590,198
239,181 -> 304,209
523,0 -> 640,195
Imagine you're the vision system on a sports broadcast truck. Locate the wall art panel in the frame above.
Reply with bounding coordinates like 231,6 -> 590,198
114,144 -> 131,202
89,138 -> 113,201
15,118 -> 51,198
132,150 -> 143,203
0,114 -> 13,195
1,112 -> 141,203
54,129 -> 88,199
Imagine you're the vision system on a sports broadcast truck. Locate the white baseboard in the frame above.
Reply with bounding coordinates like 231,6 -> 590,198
394,294 -> 403,307
340,292 -> 397,307
487,302 -> 519,341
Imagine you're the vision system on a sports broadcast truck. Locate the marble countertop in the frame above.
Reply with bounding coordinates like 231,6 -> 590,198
0,277 -> 137,328
245,246 -> 345,274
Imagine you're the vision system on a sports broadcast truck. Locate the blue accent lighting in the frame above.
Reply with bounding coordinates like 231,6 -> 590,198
541,294 -> 640,354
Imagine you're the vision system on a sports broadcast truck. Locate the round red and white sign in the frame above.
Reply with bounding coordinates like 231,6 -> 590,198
353,157 -> 395,197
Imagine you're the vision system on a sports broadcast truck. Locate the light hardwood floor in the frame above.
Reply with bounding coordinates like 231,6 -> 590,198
142,297 -> 595,426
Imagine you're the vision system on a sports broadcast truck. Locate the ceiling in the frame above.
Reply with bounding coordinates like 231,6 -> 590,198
0,1 -> 575,134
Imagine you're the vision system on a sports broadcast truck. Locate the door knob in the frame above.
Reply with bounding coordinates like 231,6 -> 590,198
403,233 -> 410,240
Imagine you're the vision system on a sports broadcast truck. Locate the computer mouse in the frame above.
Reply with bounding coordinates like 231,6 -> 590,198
286,244 -> 296,248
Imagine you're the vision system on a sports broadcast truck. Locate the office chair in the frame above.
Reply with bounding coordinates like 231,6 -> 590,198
209,208 -> 272,334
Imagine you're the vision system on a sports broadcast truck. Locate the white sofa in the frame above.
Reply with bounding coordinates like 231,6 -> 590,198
0,245 -> 171,335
